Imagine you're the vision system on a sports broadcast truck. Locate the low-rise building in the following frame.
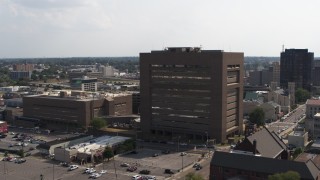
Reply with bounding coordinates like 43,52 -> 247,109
37,135 -> 93,155
54,135 -> 130,163
233,127 -> 288,159
70,76 -> 98,91
263,88 -> 291,114
288,127 -> 309,148
22,92 -> 132,130
210,151 -> 319,180
305,99 -> 320,137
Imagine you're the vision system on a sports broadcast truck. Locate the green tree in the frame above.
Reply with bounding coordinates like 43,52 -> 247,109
17,149 -> 24,157
249,107 -> 265,126
90,118 -> 106,130
185,172 -> 205,180
295,88 -> 311,103
103,147 -> 114,161
268,171 -> 300,180
115,139 -> 136,153
4,151 -> 8,157
31,74 -> 38,81
292,147 -> 303,159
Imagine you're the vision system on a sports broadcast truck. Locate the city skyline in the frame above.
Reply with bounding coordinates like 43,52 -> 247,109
1,0 -> 319,58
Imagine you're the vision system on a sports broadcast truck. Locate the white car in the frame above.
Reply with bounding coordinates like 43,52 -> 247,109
91,173 -> 102,179
89,173 -> 102,178
132,175 -> 142,180
180,152 -> 187,156
68,165 -> 79,171
99,170 -> 107,174
144,176 -> 156,180
85,168 -> 96,174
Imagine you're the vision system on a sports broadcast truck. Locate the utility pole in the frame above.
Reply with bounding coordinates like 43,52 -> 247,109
112,152 -> 118,180
181,153 -> 184,172
177,136 -> 180,152
53,163 -> 55,180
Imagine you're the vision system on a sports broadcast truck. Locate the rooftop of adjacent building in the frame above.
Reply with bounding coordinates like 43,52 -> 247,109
211,151 -> 319,179
69,135 -> 130,154
148,47 -> 241,54
25,91 -> 131,102
306,99 -> 320,106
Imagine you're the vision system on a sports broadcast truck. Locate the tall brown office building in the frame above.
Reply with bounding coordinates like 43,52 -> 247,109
280,49 -> 314,90
140,47 -> 244,143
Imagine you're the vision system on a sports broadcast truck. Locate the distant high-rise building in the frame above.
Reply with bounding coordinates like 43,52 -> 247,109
70,76 -> 98,91
272,62 -> 280,86
140,47 -> 244,143
312,60 -> 320,86
280,49 -> 314,90
98,65 -> 117,77
248,68 -> 272,86
13,64 -> 34,72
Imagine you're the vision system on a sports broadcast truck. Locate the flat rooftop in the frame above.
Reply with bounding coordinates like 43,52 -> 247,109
71,135 -> 130,154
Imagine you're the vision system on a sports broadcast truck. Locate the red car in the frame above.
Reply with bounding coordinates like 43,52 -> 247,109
127,166 -> 137,172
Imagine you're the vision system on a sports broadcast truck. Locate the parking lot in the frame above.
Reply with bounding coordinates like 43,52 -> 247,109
0,147 -> 201,180
0,127 -> 204,180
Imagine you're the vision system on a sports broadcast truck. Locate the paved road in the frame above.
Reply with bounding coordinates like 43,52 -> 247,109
267,104 -> 306,135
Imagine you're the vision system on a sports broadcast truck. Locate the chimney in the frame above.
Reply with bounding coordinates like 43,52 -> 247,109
253,139 -> 257,155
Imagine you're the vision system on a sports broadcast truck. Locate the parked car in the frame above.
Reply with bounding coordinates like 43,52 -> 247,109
68,165 -> 79,171
180,152 -> 187,156
142,175 -> 156,180
121,163 -> 130,167
89,173 -> 101,178
193,163 -> 200,168
139,169 -> 150,175
132,175 -> 142,180
152,153 -> 159,157
164,169 -> 174,174
195,165 -> 202,170
162,150 -> 170,154
127,166 -> 137,172
61,162 -> 70,167
99,170 -> 107,174
93,173 -> 102,179
85,168 -> 96,174
15,158 -> 26,164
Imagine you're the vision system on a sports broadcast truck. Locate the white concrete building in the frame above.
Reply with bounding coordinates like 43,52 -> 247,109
288,128 -> 308,148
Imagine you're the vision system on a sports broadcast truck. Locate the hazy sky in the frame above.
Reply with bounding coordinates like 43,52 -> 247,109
0,0 -> 319,58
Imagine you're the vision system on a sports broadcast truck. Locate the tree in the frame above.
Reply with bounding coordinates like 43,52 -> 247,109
185,172 -> 205,180
295,88 -> 310,103
249,107 -> 265,126
268,171 -> 300,180
292,147 -> 303,159
103,147 -> 114,161
90,118 -> 106,130
17,149 -> 24,157
116,139 -> 136,153
4,151 -> 8,157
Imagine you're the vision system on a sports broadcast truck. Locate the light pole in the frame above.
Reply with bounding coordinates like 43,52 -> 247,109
177,136 -> 180,152
205,131 -> 209,157
112,151 -> 118,180
205,132 -> 208,147
53,163 -> 55,180
181,151 -> 184,172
